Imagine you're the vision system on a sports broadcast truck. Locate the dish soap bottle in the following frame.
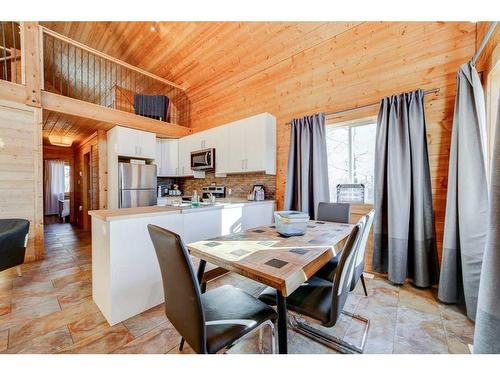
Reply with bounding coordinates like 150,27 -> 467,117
191,190 -> 200,208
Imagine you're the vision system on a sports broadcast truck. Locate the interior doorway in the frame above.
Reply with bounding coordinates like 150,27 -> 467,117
42,144 -> 75,227
77,144 -> 99,231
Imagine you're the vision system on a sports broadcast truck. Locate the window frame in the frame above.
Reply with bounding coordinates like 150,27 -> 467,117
325,116 -> 377,204
64,161 -> 71,194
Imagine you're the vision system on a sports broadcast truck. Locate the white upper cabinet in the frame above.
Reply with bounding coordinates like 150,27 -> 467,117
178,134 -> 197,176
172,112 -> 276,177
226,113 -> 276,174
113,126 -> 156,159
156,139 -> 179,177
211,126 -> 229,175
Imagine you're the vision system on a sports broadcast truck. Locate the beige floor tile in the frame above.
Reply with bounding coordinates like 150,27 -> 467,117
58,324 -> 134,354
5,326 -> 73,354
0,329 -> 8,352
58,283 -> 93,309
8,298 -> 99,347
113,322 -> 181,354
52,269 -> 91,289
393,307 -> 448,354
68,311 -> 110,342
123,304 -> 170,338
0,297 -> 61,332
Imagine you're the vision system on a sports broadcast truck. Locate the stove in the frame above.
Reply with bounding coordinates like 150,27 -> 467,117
202,185 -> 226,199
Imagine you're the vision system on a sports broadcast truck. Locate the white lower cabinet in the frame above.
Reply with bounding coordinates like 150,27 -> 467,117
242,202 -> 275,230
220,205 -> 245,235
182,209 -> 222,244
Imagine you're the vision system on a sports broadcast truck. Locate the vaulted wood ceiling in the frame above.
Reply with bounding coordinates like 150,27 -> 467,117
40,22 -> 363,144
41,22 -> 361,99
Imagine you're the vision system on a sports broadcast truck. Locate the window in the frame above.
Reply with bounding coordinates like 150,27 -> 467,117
326,120 -> 376,203
64,162 -> 70,193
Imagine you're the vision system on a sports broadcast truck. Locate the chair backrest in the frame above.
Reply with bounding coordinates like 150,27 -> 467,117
317,202 -> 351,223
350,209 -> 375,291
147,224 -> 207,353
327,218 -> 365,326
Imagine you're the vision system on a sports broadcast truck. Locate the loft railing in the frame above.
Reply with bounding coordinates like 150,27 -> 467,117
0,22 -> 22,84
41,27 -> 190,127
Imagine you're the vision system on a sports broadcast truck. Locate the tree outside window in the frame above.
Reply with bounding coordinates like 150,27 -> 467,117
326,121 -> 376,203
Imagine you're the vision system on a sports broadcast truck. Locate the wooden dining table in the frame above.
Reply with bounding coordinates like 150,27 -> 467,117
187,220 -> 354,354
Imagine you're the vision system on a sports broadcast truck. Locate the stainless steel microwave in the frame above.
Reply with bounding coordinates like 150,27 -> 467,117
191,148 -> 215,171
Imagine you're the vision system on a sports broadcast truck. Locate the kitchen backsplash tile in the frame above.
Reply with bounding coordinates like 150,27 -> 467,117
175,172 -> 276,200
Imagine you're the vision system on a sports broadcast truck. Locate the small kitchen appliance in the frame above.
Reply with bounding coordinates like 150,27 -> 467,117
248,184 -> 265,201
191,148 -> 215,171
202,185 -> 226,200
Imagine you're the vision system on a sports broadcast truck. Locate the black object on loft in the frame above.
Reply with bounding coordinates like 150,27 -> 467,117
134,94 -> 170,122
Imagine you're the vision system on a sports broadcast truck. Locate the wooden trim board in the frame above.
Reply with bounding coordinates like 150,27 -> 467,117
0,81 -> 190,138
41,91 -> 191,138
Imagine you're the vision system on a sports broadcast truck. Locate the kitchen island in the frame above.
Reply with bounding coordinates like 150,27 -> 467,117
89,199 -> 275,325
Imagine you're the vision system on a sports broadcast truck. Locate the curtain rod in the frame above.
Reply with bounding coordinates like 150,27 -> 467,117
472,21 -> 498,67
285,88 -> 440,125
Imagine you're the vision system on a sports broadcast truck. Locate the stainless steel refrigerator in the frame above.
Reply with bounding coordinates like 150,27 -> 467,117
118,162 -> 157,208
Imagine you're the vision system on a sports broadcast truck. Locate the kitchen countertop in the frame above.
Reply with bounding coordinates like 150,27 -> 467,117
89,199 -> 276,222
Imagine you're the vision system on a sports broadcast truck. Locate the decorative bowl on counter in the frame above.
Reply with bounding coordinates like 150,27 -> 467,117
274,211 -> 310,237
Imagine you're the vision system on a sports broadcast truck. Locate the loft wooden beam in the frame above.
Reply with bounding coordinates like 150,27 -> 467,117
22,22 -> 43,108
41,91 -> 192,138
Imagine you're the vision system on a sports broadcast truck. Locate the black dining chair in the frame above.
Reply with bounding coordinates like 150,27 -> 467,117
148,224 -> 277,354
317,202 -> 351,223
258,221 -> 370,353
315,210 -> 375,297
0,219 -> 30,276
313,202 -> 351,282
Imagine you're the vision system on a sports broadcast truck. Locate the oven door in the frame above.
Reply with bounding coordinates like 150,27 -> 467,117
191,149 -> 215,170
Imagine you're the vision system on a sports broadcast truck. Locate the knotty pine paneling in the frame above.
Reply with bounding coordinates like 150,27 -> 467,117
0,100 -> 44,261
187,22 -> 477,271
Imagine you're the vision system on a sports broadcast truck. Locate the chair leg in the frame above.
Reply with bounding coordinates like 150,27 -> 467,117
360,274 -> 368,296
258,320 -> 277,354
289,312 -> 370,354
179,338 -> 185,351
16,265 -> 22,277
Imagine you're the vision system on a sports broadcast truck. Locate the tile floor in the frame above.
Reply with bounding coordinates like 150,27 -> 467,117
0,222 -> 474,354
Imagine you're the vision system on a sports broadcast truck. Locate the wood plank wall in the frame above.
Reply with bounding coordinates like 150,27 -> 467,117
187,22 -> 478,271
0,100 -> 44,261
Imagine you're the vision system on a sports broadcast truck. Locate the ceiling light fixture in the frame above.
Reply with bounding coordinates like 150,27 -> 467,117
48,135 -> 73,147
151,25 -> 156,32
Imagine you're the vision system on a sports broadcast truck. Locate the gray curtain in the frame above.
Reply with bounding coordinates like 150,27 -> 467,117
372,89 -> 438,287
438,62 -> 489,321
284,113 -> 330,219
474,101 -> 500,353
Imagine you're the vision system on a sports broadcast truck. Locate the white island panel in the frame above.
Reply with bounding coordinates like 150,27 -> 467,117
90,200 -> 276,325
